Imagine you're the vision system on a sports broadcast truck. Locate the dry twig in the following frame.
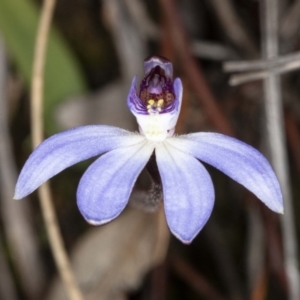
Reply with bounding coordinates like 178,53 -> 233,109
31,0 -> 83,299
225,58 -> 300,86
261,1 -> 300,299
224,50 -> 300,72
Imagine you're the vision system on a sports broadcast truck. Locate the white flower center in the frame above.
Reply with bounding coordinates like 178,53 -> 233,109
138,98 -> 174,142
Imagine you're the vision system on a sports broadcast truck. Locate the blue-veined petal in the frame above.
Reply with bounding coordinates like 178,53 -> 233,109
14,126 -> 145,199
168,133 -> 283,213
77,141 -> 155,225
127,76 -> 147,115
173,77 -> 183,118
156,142 -> 215,243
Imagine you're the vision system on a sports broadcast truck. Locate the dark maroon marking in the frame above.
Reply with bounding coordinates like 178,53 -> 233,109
139,65 -> 175,108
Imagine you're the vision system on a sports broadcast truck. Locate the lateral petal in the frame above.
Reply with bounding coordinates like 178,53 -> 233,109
156,142 -> 215,244
168,133 -> 283,213
77,141 -> 155,225
14,126 -> 145,199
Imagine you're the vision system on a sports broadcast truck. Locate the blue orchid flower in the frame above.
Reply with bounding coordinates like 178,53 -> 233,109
14,56 -> 283,243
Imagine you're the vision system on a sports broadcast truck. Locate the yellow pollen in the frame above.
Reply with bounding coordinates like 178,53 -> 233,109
147,99 -> 164,115
148,99 -> 155,106
157,99 -> 164,107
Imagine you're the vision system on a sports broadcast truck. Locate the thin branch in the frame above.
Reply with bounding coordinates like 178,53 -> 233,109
227,59 -> 300,85
30,0 -> 83,299
261,1 -> 300,299
224,50 -> 300,72
224,8 -> 300,86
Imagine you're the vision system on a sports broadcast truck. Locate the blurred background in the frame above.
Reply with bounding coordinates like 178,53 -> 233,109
0,0 -> 300,299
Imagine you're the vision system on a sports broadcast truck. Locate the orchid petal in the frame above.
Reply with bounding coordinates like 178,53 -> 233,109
14,126 -> 145,199
77,141 -> 155,225
168,133 -> 283,213
171,77 -> 183,127
127,76 -> 146,115
156,142 -> 215,243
